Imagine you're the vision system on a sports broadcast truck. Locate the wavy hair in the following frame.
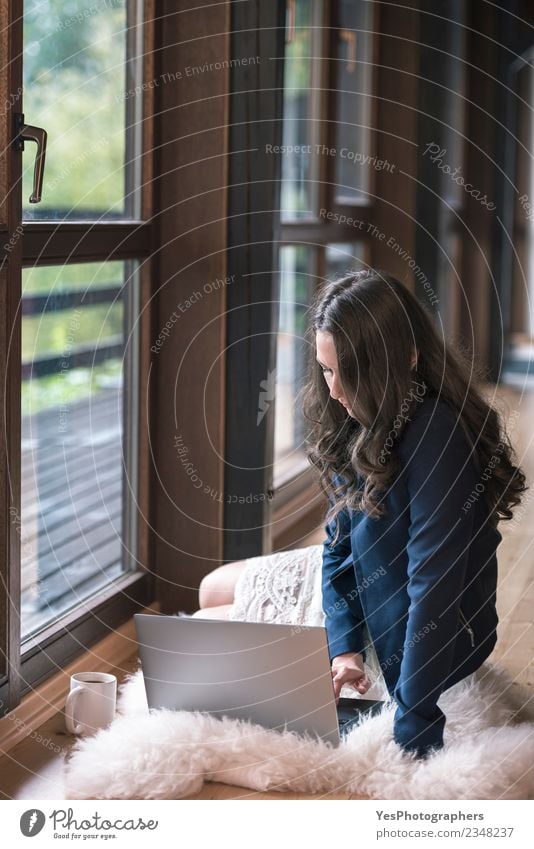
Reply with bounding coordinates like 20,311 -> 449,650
301,269 -> 528,542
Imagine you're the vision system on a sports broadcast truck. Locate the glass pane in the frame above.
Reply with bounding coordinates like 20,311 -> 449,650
325,241 -> 366,279
274,246 -> 316,477
22,0 -> 144,220
280,0 -> 323,221
504,58 -> 534,384
334,0 -> 373,204
20,260 -> 139,639
438,4 -> 466,206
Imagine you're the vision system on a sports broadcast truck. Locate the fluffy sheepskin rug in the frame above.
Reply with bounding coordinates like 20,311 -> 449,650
63,660 -> 534,800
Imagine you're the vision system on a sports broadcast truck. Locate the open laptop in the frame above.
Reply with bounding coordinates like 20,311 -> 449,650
134,613 -> 385,747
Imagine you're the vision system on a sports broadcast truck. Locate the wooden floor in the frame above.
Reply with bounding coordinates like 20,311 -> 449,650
0,384 -> 532,799
21,388 -> 124,637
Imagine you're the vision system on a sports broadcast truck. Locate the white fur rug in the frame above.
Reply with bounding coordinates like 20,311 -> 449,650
62,660 -> 534,800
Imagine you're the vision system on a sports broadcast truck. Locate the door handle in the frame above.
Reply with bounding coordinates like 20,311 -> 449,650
13,112 -> 47,203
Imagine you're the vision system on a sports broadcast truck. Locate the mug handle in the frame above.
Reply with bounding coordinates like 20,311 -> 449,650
65,685 -> 85,734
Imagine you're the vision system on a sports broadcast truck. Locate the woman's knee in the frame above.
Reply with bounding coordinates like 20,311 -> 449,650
191,603 -> 233,619
198,559 -> 248,608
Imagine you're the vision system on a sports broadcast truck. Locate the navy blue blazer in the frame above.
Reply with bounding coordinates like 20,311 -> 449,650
321,393 -> 502,758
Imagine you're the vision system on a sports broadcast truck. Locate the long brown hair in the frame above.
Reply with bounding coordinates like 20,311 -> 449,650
301,269 -> 528,539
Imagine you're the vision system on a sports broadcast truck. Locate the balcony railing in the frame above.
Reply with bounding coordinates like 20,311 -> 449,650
21,282 -> 126,638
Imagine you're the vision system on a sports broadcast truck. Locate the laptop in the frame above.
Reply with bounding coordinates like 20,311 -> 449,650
134,613 -> 385,747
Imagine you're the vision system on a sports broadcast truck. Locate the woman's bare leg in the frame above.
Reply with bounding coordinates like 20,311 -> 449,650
190,603 -> 234,619
197,559 -> 249,609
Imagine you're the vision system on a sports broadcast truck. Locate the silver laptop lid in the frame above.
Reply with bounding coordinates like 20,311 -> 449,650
134,614 -> 341,747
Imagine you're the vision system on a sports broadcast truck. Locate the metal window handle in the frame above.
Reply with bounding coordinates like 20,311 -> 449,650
13,112 -> 47,203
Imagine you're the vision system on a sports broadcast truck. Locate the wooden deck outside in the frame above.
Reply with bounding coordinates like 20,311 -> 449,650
21,387 -> 125,637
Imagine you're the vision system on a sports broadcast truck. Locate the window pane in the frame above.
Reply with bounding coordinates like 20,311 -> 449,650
505,59 -> 534,384
22,0 -> 144,220
325,241 -> 366,279
280,0 -> 323,221
334,0 -> 373,204
20,261 -> 139,639
274,246 -> 316,478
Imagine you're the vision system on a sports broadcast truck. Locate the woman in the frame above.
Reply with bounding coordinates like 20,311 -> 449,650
196,269 -> 527,759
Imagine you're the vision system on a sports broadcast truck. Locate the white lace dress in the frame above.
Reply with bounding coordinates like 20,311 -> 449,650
228,543 -> 389,701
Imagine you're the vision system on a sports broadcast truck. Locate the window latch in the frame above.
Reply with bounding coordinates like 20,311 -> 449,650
13,112 -> 48,203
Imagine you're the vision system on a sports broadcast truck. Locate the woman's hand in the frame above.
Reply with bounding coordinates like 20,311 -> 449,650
331,651 -> 371,701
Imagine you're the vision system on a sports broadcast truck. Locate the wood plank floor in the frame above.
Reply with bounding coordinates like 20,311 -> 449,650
21,388 -> 124,637
0,384 -> 532,799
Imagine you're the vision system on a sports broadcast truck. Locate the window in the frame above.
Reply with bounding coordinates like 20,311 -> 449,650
273,0 -> 375,497
20,260 -> 139,639
0,0 -> 154,712
333,0 -> 374,205
325,241 -> 366,278
281,0 -> 323,220
22,0 -> 144,220
432,3 -> 466,333
502,45 -> 534,384
274,245 -> 316,482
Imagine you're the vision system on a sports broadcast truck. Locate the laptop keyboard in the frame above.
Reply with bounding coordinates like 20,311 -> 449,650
337,697 -> 385,735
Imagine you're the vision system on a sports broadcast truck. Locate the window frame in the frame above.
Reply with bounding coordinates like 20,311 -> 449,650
222,0 -> 287,563
272,0 -> 379,520
0,0 -> 156,715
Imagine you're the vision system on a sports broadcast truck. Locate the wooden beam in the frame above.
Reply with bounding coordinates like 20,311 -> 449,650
222,0 -> 287,561
150,0 -> 231,612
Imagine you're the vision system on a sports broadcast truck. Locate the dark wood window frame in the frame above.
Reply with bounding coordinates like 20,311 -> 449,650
222,0 -> 287,563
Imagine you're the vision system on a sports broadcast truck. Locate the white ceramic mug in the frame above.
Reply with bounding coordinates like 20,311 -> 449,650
65,672 -> 117,735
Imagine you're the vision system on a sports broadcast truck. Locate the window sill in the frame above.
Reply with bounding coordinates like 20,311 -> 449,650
272,478 -> 326,551
0,601 -> 158,757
